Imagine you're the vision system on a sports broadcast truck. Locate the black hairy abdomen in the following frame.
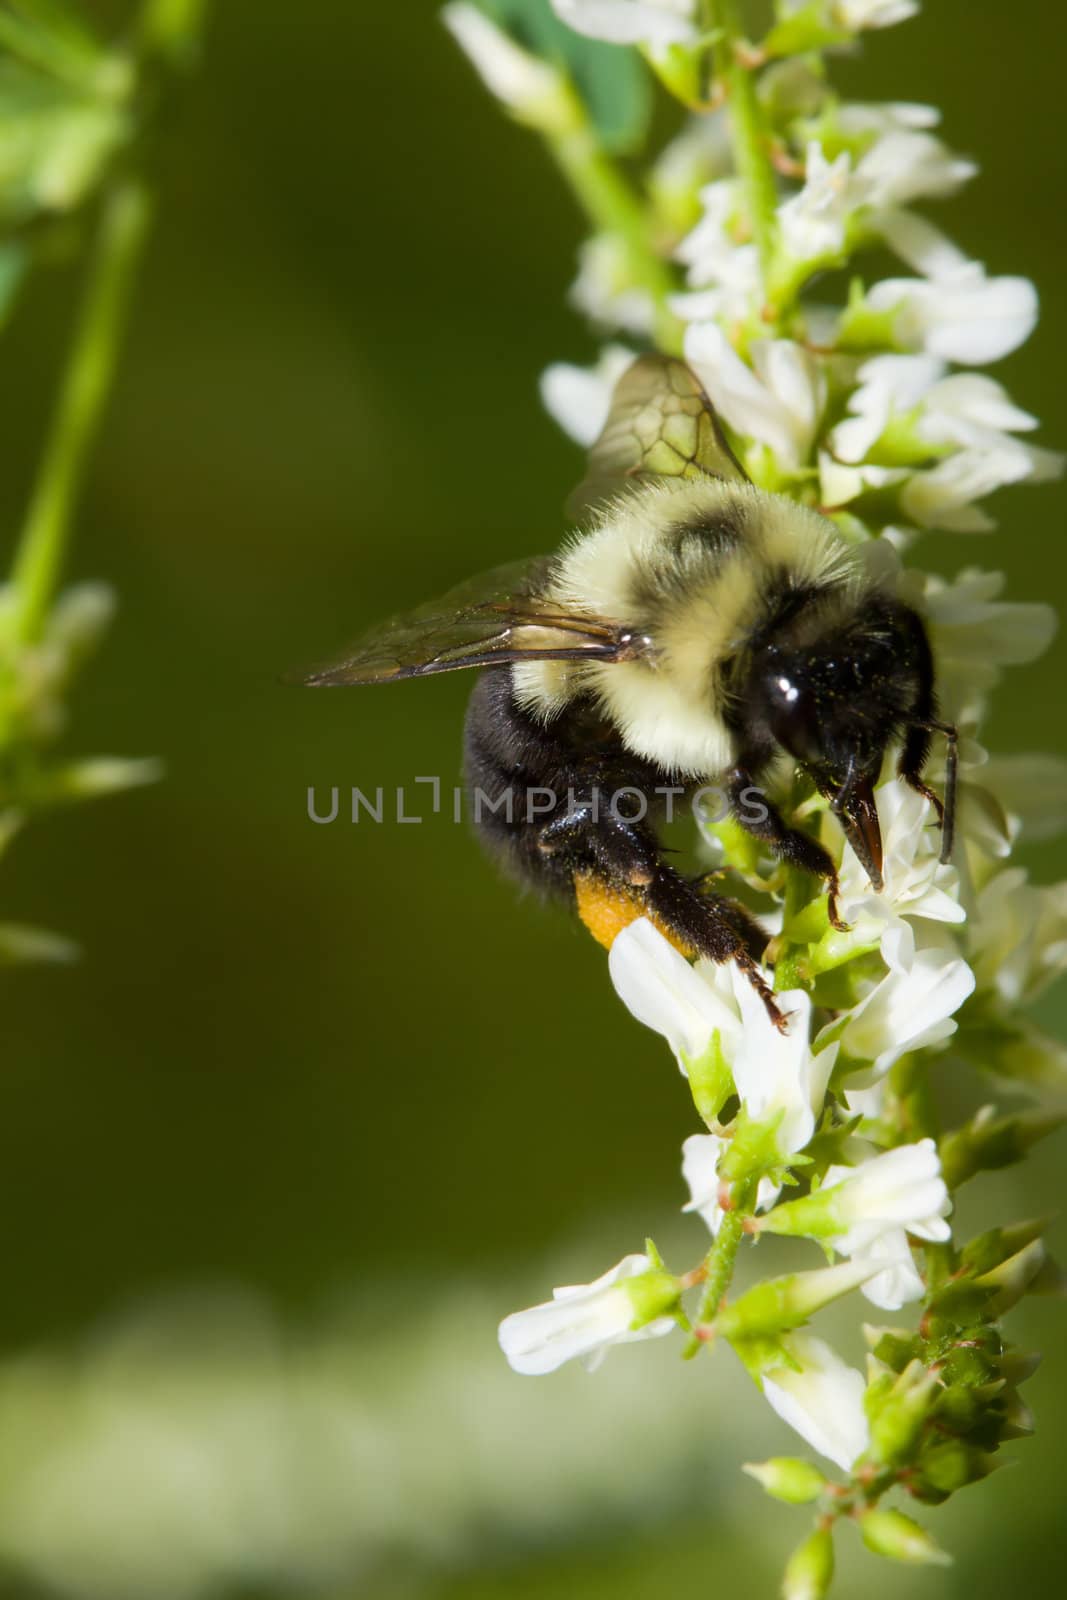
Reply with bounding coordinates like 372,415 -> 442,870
462,671 -> 668,901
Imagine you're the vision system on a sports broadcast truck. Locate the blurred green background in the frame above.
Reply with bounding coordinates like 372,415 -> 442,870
0,0 -> 1063,1596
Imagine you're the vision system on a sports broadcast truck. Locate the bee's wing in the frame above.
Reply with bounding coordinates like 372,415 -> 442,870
296,556 -> 648,685
568,354 -> 749,518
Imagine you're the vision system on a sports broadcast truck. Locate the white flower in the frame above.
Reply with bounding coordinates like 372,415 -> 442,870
847,1227 -> 925,1310
685,323 -> 825,470
761,1332 -> 870,1471
899,446 -> 1034,533
822,1140 -> 951,1253
866,265 -> 1038,365
571,234 -> 658,336
498,1254 -> 677,1376
676,180 -> 747,287
609,917 -> 742,1071
837,922 -> 975,1080
610,920 -> 833,1158
836,102 -> 940,138
855,130 -> 975,208
969,869 -> 1067,1008
904,566 -> 1057,719
550,0 -> 697,46
731,984 -> 837,1157
836,780 -> 964,939
830,354 -> 1057,471
833,0 -> 918,27
818,453 -> 906,510
681,1133 -> 781,1235
443,5 -> 567,124
540,345 -> 635,447
778,143 -> 856,265
980,753 -> 1067,843
875,209 -> 968,279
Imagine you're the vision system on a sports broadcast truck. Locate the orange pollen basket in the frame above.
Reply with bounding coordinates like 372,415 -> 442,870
573,872 -> 697,959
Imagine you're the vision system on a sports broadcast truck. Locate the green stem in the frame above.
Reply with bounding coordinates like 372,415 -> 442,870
705,0 -> 779,288
545,86 -> 684,355
6,178 -> 153,648
697,1208 -> 744,1324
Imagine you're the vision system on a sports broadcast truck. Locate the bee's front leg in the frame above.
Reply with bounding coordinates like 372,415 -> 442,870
726,765 -> 847,931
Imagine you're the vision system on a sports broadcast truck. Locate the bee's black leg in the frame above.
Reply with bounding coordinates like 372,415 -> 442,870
726,765 -> 847,931
540,807 -> 784,1027
900,720 -> 958,864
463,675 -> 785,1028
898,723 -> 942,818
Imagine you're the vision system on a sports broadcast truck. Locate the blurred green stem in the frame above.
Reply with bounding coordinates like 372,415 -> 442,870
547,86 -> 684,354
704,0 -> 778,285
7,178 -> 152,648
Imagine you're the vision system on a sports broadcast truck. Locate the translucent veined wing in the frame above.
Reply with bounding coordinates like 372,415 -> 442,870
568,354 -> 749,518
296,556 -> 650,685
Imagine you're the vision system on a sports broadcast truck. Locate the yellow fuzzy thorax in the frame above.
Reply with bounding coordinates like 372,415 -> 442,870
511,478 -> 859,781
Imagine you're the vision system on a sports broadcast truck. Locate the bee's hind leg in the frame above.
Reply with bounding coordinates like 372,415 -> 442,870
538,806 -> 786,1030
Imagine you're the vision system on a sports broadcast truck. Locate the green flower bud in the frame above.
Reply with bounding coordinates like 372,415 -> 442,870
624,1268 -> 682,1328
684,1031 -> 734,1126
866,1360 -> 939,1468
913,1438 -> 996,1499
975,1238 -> 1048,1314
860,1508 -> 952,1566
960,1216 -> 1052,1277
719,1260 -> 874,1341
743,1457 -> 827,1504
940,1109 -> 1065,1189
865,1326 -> 921,1372
782,1526 -> 835,1600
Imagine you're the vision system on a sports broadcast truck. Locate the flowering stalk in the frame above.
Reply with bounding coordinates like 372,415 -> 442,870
449,1 -> 1064,1588
0,0 -> 208,957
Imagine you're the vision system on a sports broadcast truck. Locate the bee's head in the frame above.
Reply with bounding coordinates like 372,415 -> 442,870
741,594 -> 930,890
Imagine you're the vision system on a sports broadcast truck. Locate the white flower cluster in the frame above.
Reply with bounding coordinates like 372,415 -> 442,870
449,0 -> 1064,1518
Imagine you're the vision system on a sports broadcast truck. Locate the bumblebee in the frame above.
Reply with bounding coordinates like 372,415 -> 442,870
302,356 -> 956,1026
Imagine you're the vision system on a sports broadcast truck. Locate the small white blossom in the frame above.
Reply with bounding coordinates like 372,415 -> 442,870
761,1332 -> 870,1471
837,922 -> 975,1080
836,780 -> 964,940
550,0 -> 697,46
835,102 -> 940,138
778,143 -> 856,265
969,869 -> 1067,1008
682,1133 -> 781,1235
818,453 -> 906,510
498,1254 -> 677,1376
981,753 -> 1067,843
609,917 -> 742,1072
855,131 -> 975,208
676,180 -> 748,287
686,323 -> 825,470
443,5 -> 568,124
571,234 -> 658,336
866,265 -> 1038,365
875,209 -> 969,279
847,1227 -> 925,1310
540,345 -> 634,447
611,920 -> 834,1158
833,0 -> 918,27
822,1138 -> 951,1248
830,354 -> 1056,469
899,445 -> 1035,533
903,566 -> 1057,720
731,984 -> 837,1158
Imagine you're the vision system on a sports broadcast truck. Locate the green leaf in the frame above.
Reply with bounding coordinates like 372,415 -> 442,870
474,0 -> 653,151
